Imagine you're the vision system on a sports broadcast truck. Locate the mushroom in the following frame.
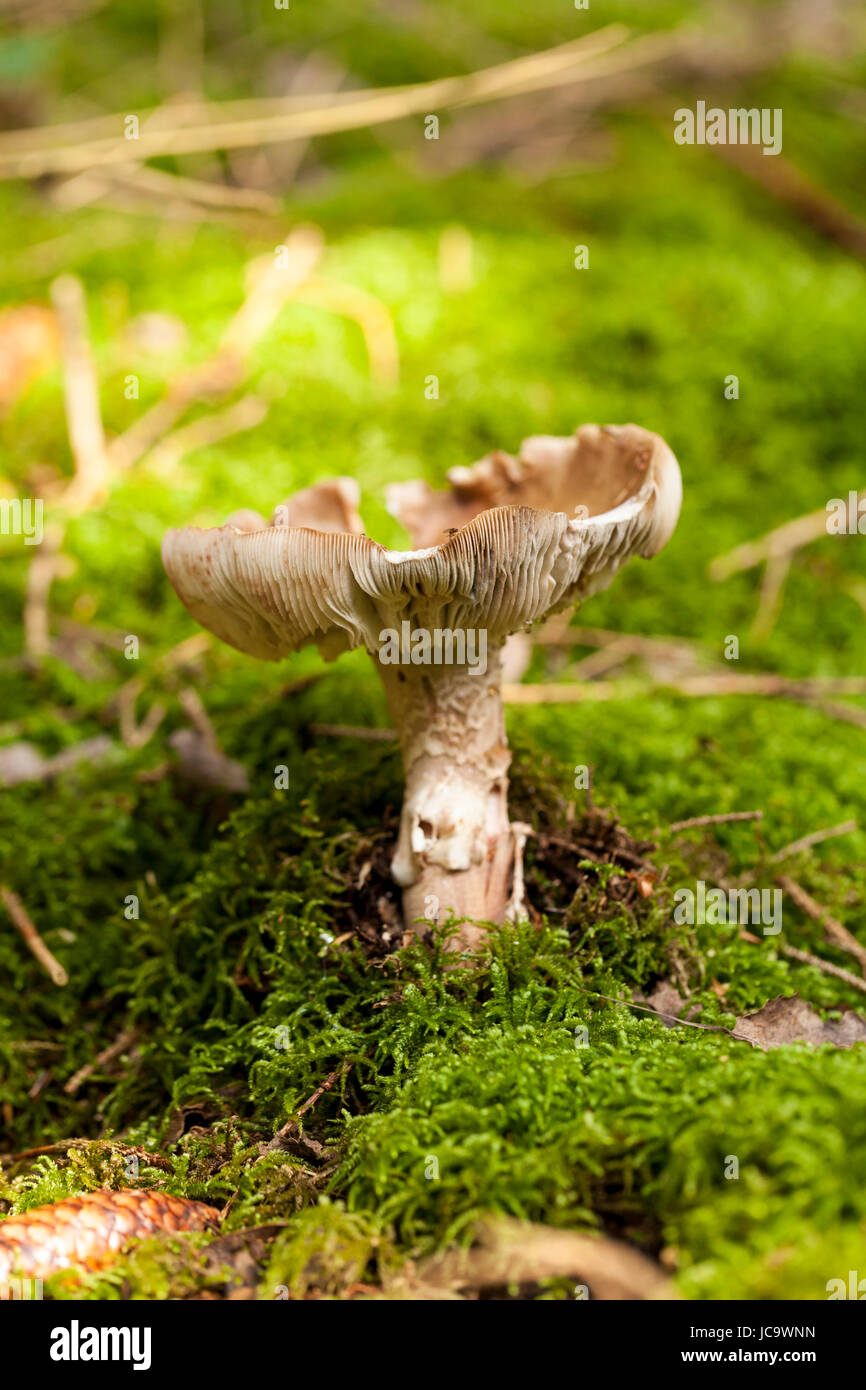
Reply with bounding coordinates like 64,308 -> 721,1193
162,423 -> 681,946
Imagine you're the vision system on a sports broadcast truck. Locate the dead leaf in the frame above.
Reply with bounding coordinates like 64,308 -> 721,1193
633,980 -> 686,1026
734,994 -> 866,1050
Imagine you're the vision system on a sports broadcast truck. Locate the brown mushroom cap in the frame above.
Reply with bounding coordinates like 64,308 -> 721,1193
162,424 -> 681,663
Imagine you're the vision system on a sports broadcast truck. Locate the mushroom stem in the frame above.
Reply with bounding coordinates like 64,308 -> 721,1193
377,645 -> 515,945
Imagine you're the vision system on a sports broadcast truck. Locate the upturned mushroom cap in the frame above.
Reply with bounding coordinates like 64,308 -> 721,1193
162,424 -> 681,660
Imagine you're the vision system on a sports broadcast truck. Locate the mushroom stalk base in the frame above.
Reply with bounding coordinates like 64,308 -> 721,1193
378,646 -> 516,946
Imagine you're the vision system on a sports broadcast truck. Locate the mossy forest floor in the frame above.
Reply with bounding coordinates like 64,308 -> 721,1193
1,0 -> 866,1299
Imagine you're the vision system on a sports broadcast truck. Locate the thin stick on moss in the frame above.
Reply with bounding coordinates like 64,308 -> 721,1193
143,394 -> 269,473
771,819 -> 857,863
64,1027 -> 141,1095
776,874 -> 866,976
708,494 -> 866,581
714,143 -> 866,263
503,675 -> 866,701
780,944 -> 866,996
107,225 -> 322,471
293,277 -> 400,385
668,810 -> 763,832
295,1058 -> 354,1120
0,885 -> 69,987
24,274 -> 109,661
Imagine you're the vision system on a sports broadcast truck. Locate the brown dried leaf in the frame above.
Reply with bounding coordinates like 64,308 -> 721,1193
734,994 -> 866,1051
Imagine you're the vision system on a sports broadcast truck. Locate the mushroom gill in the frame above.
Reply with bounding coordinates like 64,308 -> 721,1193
162,423 -> 682,947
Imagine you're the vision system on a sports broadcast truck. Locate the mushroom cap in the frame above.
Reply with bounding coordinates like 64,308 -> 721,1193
162,424 -> 681,663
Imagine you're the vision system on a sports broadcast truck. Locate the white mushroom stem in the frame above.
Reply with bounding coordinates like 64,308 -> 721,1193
377,645 -> 516,944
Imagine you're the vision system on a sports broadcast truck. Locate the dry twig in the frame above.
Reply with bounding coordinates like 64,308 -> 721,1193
24,275 -> 109,660
0,885 -> 68,986
143,394 -> 268,473
708,495 -> 865,581
64,1027 -> 140,1095
779,944 -> 866,996
777,874 -> 866,976
293,278 -> 400,385
668,810 -> 763,832
771,819 -> 857,862
0,28 -> 649,179
107,225 -> 322,471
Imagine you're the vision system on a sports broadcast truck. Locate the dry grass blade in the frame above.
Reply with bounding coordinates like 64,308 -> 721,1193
108,225 -> 322,471
293,278 -> 400,385
24,274 -> 109,660
56,162 -> 281,217
311,724 -> 397,742
708,496 -> 865,581
0,28 -> 655,179
143,395 -> 268,473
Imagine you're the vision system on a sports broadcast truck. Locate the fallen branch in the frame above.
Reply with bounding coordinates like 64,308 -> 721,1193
715,143 -> 866,262
0,885 -> 68,986
811,698 -> 866,731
